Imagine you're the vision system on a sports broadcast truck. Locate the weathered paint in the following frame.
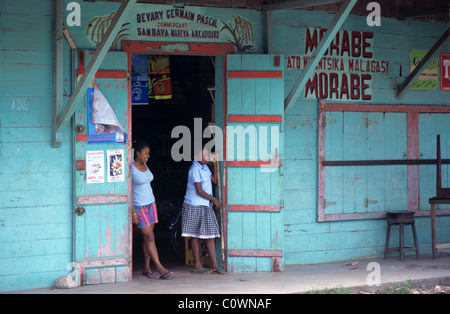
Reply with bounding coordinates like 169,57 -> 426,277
226,54 -> 285,272
272,9 -> 449,265
72,50 -> 131,285
0,0 -> 73,291
1,0 -> 450,292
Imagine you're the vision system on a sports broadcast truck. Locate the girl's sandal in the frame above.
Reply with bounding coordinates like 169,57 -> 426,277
209,268 -> 225,275
191,269 -> 209,274
142,271 -> 155,278
159,270 -> 173,279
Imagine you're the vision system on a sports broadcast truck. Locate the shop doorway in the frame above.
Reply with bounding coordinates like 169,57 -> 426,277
130,53 -> 216,274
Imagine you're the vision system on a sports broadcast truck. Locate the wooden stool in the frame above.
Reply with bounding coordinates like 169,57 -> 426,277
384,211 -> 419,260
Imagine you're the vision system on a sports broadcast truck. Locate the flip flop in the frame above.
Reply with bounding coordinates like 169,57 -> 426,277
142,271 -> 155,278
209,268 -> 225,275
159,270 -> 173,279
191,269 -> 209,274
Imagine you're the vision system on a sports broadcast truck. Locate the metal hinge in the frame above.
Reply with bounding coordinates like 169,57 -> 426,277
323,199 -> 336,208
364,197 -> 378,208
363,114 -> 377,128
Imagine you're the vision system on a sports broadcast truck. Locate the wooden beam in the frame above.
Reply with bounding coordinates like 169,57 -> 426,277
398,7 -> 449,18
284,0 -> 357,114
52,0 -> 137,148
396,27 -> 449,99
322,159 -> 450,166
52,0 -> 63,147
62,25 -> 77,50
266,0 -> 342,11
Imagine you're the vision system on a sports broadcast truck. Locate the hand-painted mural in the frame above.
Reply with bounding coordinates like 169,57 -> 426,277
86,12 -> 130,50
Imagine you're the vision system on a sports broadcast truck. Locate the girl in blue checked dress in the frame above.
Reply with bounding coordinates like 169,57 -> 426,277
182,147 -> 224,274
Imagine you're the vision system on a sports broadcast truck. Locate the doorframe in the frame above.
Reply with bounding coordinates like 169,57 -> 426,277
121,41 -> 234,275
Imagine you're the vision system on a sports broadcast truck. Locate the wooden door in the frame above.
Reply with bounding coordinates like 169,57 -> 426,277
323,111 -> 408,218
73,50 -> 131,285
419,113 -> 450,210
225,54 -> 285,272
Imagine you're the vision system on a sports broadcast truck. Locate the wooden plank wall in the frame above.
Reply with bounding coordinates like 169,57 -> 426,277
0,0 -> 73,291
271,9 -> 450,265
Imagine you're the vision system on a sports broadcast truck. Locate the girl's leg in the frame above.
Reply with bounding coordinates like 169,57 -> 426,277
190,237 -> 204,271
142,241 -> 152,274
140,224 -> 170,276
205,238 -> 220,270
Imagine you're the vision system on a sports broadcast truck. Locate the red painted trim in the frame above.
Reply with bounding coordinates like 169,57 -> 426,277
325,103 -> 450,113
228,249 -> 283,257
78,50 -> 85,76
228,160 -> 282,168
273,56 -> 280,67
122,41 -> 235,55
94,70 -> 127,78
407,112 -> 420,211
77,69 -> 127,78
77,258 -> 130,286
77,193 -> 128,205
325,212 -> 387,221
228,70 -> 282,79
228,115 -> 282,123
229,204 -> 281,212
317,99 -> 326,222
76,50 -> 127,78
126,49 -> 134,279
76,134 -> 88,142
76,160 -> 86,170
78,258 -> 129,269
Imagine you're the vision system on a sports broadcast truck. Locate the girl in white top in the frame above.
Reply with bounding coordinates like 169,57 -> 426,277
181,147 -> 224,274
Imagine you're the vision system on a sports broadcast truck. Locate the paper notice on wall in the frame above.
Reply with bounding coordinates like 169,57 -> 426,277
410,49 -> 438,90
87,87 -> 128,144
86,150 -> 105,184
107,149 -> 125,182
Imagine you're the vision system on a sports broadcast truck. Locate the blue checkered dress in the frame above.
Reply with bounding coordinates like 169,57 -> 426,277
181,202 -> 220,239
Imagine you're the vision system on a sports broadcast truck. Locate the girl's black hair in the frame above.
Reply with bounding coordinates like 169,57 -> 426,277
133,140 -> 149,159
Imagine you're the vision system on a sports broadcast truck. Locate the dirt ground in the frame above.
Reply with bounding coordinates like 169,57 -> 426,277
360,283 -> 450,294
410,285 -> 450,294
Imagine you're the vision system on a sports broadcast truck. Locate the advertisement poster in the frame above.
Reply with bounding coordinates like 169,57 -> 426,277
441,53 -> 450,91
131,54 -> 149,105
86,150 -> 105,184
107,149 -> 125,182
410,49 -> 439,90
87,87 -> 128,144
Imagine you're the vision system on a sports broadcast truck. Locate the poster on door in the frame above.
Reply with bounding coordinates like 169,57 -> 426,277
86,150 -> 105,184
107,149 -> 125,182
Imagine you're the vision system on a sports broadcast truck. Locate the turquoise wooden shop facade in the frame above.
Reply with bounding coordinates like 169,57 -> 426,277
0,0 -> 449,291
